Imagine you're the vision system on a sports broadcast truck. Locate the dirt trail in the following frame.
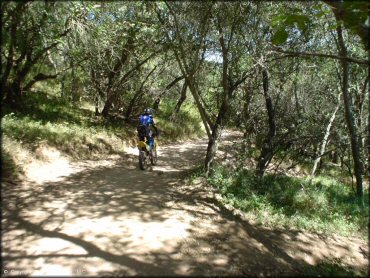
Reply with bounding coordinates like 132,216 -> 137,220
2,133 -> 368,276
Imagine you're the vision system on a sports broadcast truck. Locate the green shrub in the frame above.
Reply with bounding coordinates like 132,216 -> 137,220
1,147 -> 21,179
207,167 -> 369,238
2,112 -> 128,159
1,89 -> 133,161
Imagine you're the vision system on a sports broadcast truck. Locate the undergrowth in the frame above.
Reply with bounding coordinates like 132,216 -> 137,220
3,114 -> 126,154
207,166 -> 369,239
1,90 -> 204,178
1,147 -> 22,180
1,91 -> 127,179
155,100 -> 205,141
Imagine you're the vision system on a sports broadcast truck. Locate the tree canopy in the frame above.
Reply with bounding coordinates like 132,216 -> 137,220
2,0 -> 369,198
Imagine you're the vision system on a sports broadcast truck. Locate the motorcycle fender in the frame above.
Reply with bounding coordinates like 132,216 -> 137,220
137,141 -> 147,150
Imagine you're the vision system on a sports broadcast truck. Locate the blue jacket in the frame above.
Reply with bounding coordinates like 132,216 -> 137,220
139,114 -> 154,126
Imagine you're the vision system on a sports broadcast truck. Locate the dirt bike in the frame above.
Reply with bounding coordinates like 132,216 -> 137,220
137,136 -> 157,170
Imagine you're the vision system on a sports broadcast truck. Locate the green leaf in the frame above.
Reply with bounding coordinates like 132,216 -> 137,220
272,27 -> 288,45
296,15 -> 309,32
284,14 -> 309,32
284,14 -> 297,26
315,11 -> 325,18
270,14 -> 285,28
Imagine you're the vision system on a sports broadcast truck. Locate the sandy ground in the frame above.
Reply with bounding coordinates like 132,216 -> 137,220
2,132 -> 368,276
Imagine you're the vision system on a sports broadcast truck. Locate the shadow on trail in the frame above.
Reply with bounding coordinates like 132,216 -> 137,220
2,134 -> 365,276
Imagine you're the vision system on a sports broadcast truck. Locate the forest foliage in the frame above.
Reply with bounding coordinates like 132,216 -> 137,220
1,1 -> 369,235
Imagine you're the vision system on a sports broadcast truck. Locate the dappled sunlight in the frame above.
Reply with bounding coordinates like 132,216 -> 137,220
22,145 -> 122,184
155,139 -> 208,172
124,138 -> 207,174
2,139 -> 209,275
269,231 -> 369,268
2,133 -> 368,276
116,217 -> 190,252
2,228 -> 89,276
2,0 -> 368,275
124,146 -> 139,156
58,214 -> 191,253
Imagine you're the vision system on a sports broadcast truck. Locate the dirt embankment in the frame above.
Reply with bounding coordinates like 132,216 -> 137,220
2,132 -> 368,276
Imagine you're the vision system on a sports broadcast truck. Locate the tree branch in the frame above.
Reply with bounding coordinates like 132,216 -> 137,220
23,73 -> 58,91
114,50 -> 159,90
158,75 -> 185,98
165,75 -> 185,90
271,45 -> 370,65
164,2 -> 191,74
32,27 -> 72,65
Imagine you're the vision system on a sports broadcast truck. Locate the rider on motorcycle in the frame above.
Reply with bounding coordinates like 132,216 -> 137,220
137,108 -> 158,151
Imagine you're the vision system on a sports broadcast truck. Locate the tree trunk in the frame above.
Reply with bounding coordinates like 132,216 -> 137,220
242,84 -> 254,139
160,3 -> 212,139
125,90 -> 142,121
353,78 -> 368,161
171,56 -> 211,138
185,76 -> 212,139
205,101 -> 229,176
94,95 -> 100,116
126,66 -> 158,120
311,93 -> 341,177
336,18 -> 363,198
204,21 -> 231,176
368,72 -> 370,194
70,60 -> 78,102
4,78 -> 23,110
324,1 -> 370,51
172,81 -> 187,117
1,3 -> 24,104
101,94 -> 114,118
293,79 -> 301,119
257,68 -> 276,177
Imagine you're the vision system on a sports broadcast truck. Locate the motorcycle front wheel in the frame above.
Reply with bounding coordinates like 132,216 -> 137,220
150,148 -> 158,165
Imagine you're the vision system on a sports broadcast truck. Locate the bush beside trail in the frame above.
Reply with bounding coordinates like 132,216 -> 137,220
206,167 -> 368,239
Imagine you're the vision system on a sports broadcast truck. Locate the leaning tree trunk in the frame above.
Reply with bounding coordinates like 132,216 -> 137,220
204,101 -> 229,176
256,68 -> 276,177
171,82 -> 187,120
185,77 -> 212,139
311,92 -> 341,177
204,24 -> 231,176
336,17 -> 363,198
125,90 -> 142,121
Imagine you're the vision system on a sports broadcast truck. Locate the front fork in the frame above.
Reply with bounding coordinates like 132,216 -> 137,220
147,137 -> 154,151
137,138 -> 155,155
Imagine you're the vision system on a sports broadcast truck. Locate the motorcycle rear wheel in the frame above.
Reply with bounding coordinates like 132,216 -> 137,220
139,150 -> 148,170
